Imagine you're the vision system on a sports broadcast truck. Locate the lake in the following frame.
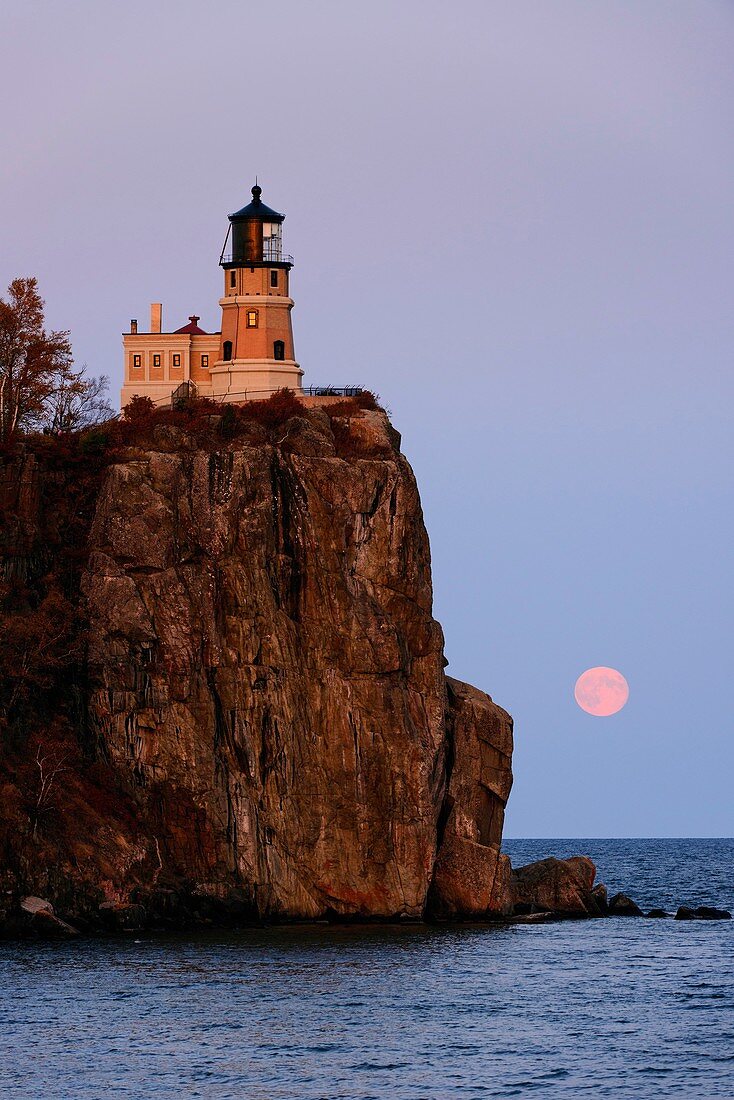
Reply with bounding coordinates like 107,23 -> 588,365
1,839 -> 732,1098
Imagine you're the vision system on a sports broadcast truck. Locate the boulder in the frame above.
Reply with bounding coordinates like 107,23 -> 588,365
20,896 -> 79,938
675,905 -> 732,921
608,892 -> 643,917
646,908 -> 670,918
510,911 -> 555,924
694,906 -> 731,920
510,856 -> 605,917
20,896 -> 53,916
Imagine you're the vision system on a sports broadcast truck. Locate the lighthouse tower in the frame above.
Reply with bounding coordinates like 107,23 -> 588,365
213,185 -> 303,401
120,185 -> 304,409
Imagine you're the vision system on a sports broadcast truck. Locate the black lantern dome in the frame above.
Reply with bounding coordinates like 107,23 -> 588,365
229,185 -> 285,223
220,185 -> 292,269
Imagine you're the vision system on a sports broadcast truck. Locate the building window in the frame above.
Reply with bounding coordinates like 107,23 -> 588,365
172,354 -> 181,367
223,341 -> 233,362
230,271 -> 236,288
153,354 -> 161,368
273,340 -> 285,361
133,354 -> 142,369
201,354 -> 209,368
270,269 -> 278,288
246,309 -> 258,328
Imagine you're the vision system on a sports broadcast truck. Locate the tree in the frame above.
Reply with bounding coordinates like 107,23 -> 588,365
0,277 -> 74,441
30,744 -> 69,839
0,585 -> 79,732
44,369 -> 115,435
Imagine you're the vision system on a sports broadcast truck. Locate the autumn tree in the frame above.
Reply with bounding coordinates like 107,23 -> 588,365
0,277 -> 112,442
44,369 -> 115,435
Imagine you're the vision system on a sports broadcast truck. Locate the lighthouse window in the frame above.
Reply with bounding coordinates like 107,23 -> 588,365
132,354 -> 141,369
246,310 -> 259,328
270,269 -> 278,288
153,354 -> 161,368
273,340 -> 285,360
172,354 -> 181,367
223,341 -> 233,361
201,354 -> 209,368
230,271 -> 236,288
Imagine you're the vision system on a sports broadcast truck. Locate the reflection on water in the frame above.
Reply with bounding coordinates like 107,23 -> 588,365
1,840 -> 733,1098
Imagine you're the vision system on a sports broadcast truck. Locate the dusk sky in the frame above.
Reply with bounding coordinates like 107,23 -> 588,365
2,1 -> 732,837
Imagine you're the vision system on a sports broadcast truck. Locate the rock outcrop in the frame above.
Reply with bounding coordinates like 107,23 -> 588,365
0,402 -> 514,931
510,856 -> 606,918
427,679 -> 512,919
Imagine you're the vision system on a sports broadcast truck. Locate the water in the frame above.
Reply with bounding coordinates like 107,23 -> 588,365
505,837 -> 734,913
0,840 -> 732,1099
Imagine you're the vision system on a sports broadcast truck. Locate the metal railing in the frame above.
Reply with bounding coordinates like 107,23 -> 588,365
171,380 -> 198,408
219,251 -> 294,266
302,386 -> 365,398
152,384 -> 364,409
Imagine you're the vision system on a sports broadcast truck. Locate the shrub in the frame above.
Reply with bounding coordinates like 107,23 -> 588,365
123,394 -> 156,423
352,390 -> 379,410
239,388 -> 304,433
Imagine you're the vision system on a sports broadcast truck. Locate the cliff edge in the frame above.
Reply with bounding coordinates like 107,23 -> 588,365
0,397 -> 513,931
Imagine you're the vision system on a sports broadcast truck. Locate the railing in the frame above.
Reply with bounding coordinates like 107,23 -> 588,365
171,380 -> 198,408
219,251 -> 294,266
152,385 -> 364,408
302,386 -> 364,398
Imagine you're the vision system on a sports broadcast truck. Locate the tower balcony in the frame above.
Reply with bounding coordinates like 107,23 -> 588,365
220,249 -> 294,268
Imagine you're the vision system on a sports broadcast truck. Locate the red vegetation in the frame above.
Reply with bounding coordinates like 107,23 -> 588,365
321,390 -> 379,417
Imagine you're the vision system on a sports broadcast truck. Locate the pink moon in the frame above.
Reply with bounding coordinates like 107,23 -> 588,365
574,667 -> 629,717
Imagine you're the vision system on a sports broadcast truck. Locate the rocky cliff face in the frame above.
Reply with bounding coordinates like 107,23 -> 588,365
0,403 -> 513,930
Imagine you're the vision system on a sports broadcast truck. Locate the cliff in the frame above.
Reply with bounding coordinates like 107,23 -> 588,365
0,396 -> 513,932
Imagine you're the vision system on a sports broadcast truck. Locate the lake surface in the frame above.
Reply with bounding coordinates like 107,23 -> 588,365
1,839 -> 732,1098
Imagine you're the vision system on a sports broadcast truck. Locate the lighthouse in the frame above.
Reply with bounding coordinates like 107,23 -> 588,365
120,185 -> 303,408
215,185 -> 302,400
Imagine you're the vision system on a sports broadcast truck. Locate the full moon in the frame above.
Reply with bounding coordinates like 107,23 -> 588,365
574,667 -> 629,717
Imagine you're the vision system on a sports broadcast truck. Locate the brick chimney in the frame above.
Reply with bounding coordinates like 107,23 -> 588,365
150,303 -> 162,333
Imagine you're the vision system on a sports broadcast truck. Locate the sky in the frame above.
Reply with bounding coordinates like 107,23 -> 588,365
2,0 -> 733,837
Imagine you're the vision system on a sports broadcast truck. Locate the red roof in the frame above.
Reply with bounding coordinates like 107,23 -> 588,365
174,315 -> 207,335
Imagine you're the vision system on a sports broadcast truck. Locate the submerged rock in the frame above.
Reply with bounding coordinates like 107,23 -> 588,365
646,909 -> 670,919
608,893 -> 644,917
675,905 -> 732,921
